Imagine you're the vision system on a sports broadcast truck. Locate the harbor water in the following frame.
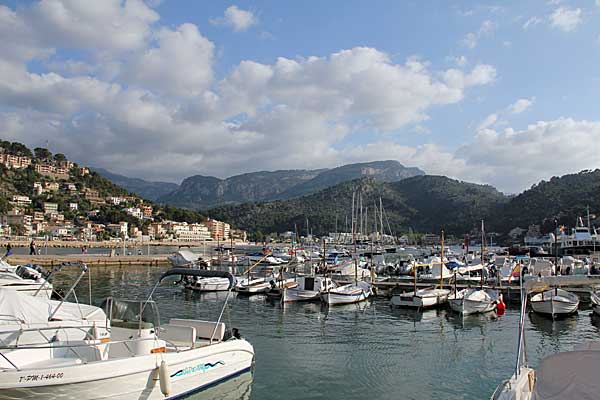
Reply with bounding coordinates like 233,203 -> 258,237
55,265 -> 600,400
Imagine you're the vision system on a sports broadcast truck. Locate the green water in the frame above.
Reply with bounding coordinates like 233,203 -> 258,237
55,265 -> 600,400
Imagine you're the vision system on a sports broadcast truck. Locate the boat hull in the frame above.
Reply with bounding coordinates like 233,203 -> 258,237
530,289 -> 579,317
0,339 -> 254,400
448,289 -> 497,315
320,283 -> 371,306
391,289 -> 449,308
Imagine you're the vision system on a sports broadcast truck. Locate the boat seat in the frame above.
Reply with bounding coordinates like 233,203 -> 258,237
159,324 -> 196,349
168,319 -> 225,342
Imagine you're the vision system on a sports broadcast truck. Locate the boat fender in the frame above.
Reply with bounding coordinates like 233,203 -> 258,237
496,294 -> 506,314
159,360 -> 172,396
91,323 -> 100,340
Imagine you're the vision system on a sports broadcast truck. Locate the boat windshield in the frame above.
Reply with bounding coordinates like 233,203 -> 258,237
102,298 -> 160,330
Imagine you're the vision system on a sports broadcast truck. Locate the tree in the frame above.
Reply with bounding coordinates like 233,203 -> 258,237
0,196 -> 9,214
34,147 -> 52,160
53,153 -> 67,163
8,142 -> 32,158
9,223 -> 26,236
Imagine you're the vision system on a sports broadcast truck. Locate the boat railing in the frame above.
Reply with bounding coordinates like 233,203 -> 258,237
0,332 -> 183,371
489,379 -> 511,400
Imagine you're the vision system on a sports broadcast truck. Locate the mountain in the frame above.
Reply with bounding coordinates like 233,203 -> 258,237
156,160 -> 424,209
94,168 -> 179,201
207,175 -> 508,238
157,169 -> 324,209
493,169 -> 600,233
278,160 -> 425,199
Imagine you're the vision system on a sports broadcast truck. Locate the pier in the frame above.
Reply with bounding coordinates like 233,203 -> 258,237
6,254 -> 170,268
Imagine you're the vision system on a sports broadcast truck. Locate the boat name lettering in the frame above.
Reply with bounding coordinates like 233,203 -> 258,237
170,361 -> 225,378
19,372 -> 64,383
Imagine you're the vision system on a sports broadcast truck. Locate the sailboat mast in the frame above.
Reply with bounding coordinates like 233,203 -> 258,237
440,230 -> 444,290
480,220 -> 485,289
380,197 -> 384,243
352,192 -> 358,286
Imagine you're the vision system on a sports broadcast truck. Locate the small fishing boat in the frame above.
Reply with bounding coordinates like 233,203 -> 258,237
448,288 -> 498,315
530,288 -> 579,317
391,230 -> 450,308
0,268 -> 254,399
320,281 -> 371,306
235,277 -> 271,295
282,276 -> 336,303
265,278 -> 298,300
392,288 -> 450,308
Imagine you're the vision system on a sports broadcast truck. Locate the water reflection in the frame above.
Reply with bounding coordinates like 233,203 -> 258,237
183,371 -> 253,400
528,311 -> 578,337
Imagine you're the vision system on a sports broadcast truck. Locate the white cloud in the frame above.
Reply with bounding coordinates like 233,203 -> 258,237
523,16 -> 542,30
461,19 -> 496,49
210,5 -> 257,32
122,24 -> 214,96
456,118 -> 600,192
0,1 -> 506,189
508,98 -> 534,114
549,7 -> 582,32
478,113 -> 498,131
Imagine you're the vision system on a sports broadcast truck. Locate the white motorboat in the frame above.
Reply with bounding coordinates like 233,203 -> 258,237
184,277 -> 230,292
391,288 -> 450,308
168,250 -> 211,268
320,281 -> 371,306
282,276 -> 336,303
448,288 -> 498,315
530,288 -> 579,317
0,268 -> 254,399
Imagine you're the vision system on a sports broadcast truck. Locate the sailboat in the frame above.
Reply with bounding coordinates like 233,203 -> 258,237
321,191 -> 372,306
448,220 -> 498,315
391,230 -> 450,308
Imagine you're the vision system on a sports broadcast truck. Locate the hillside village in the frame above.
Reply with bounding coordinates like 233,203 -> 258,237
0,141 -> 246,244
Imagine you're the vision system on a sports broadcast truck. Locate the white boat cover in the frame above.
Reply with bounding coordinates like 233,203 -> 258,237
532,350 -> 600,400
0,289 -> 106,325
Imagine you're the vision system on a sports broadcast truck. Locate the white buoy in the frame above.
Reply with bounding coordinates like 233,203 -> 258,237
159,360 -> 172,396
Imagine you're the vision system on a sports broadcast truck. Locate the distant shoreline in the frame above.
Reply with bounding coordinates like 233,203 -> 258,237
0,239 -> 251,249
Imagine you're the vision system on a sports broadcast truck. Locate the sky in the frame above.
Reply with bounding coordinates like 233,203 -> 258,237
1,0 -> 600,193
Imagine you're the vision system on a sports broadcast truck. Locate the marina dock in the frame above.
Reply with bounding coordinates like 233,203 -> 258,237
6,254 -> 170,268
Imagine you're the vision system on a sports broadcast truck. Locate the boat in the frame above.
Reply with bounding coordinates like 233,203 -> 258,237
235,277 -> 272,295
168,249 -> 211,268
264,278 -> 298,300
448,288 -> 498,315
0,268 -> 255,399
320,281 -> 371,306
282,276 -> 336,303
491,277 -> 597,400
184,276 -> 232,292
0,262 -> 109,345
449,220 -> 499,315
391,230 -> 450,308
530,288 -> 579,317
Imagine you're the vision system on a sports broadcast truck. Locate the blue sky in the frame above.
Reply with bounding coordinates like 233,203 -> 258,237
1,0 -> 600,193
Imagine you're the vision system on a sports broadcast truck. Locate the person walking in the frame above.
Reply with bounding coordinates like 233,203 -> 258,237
29,240 -> 36,255
4,243 -> 12,258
